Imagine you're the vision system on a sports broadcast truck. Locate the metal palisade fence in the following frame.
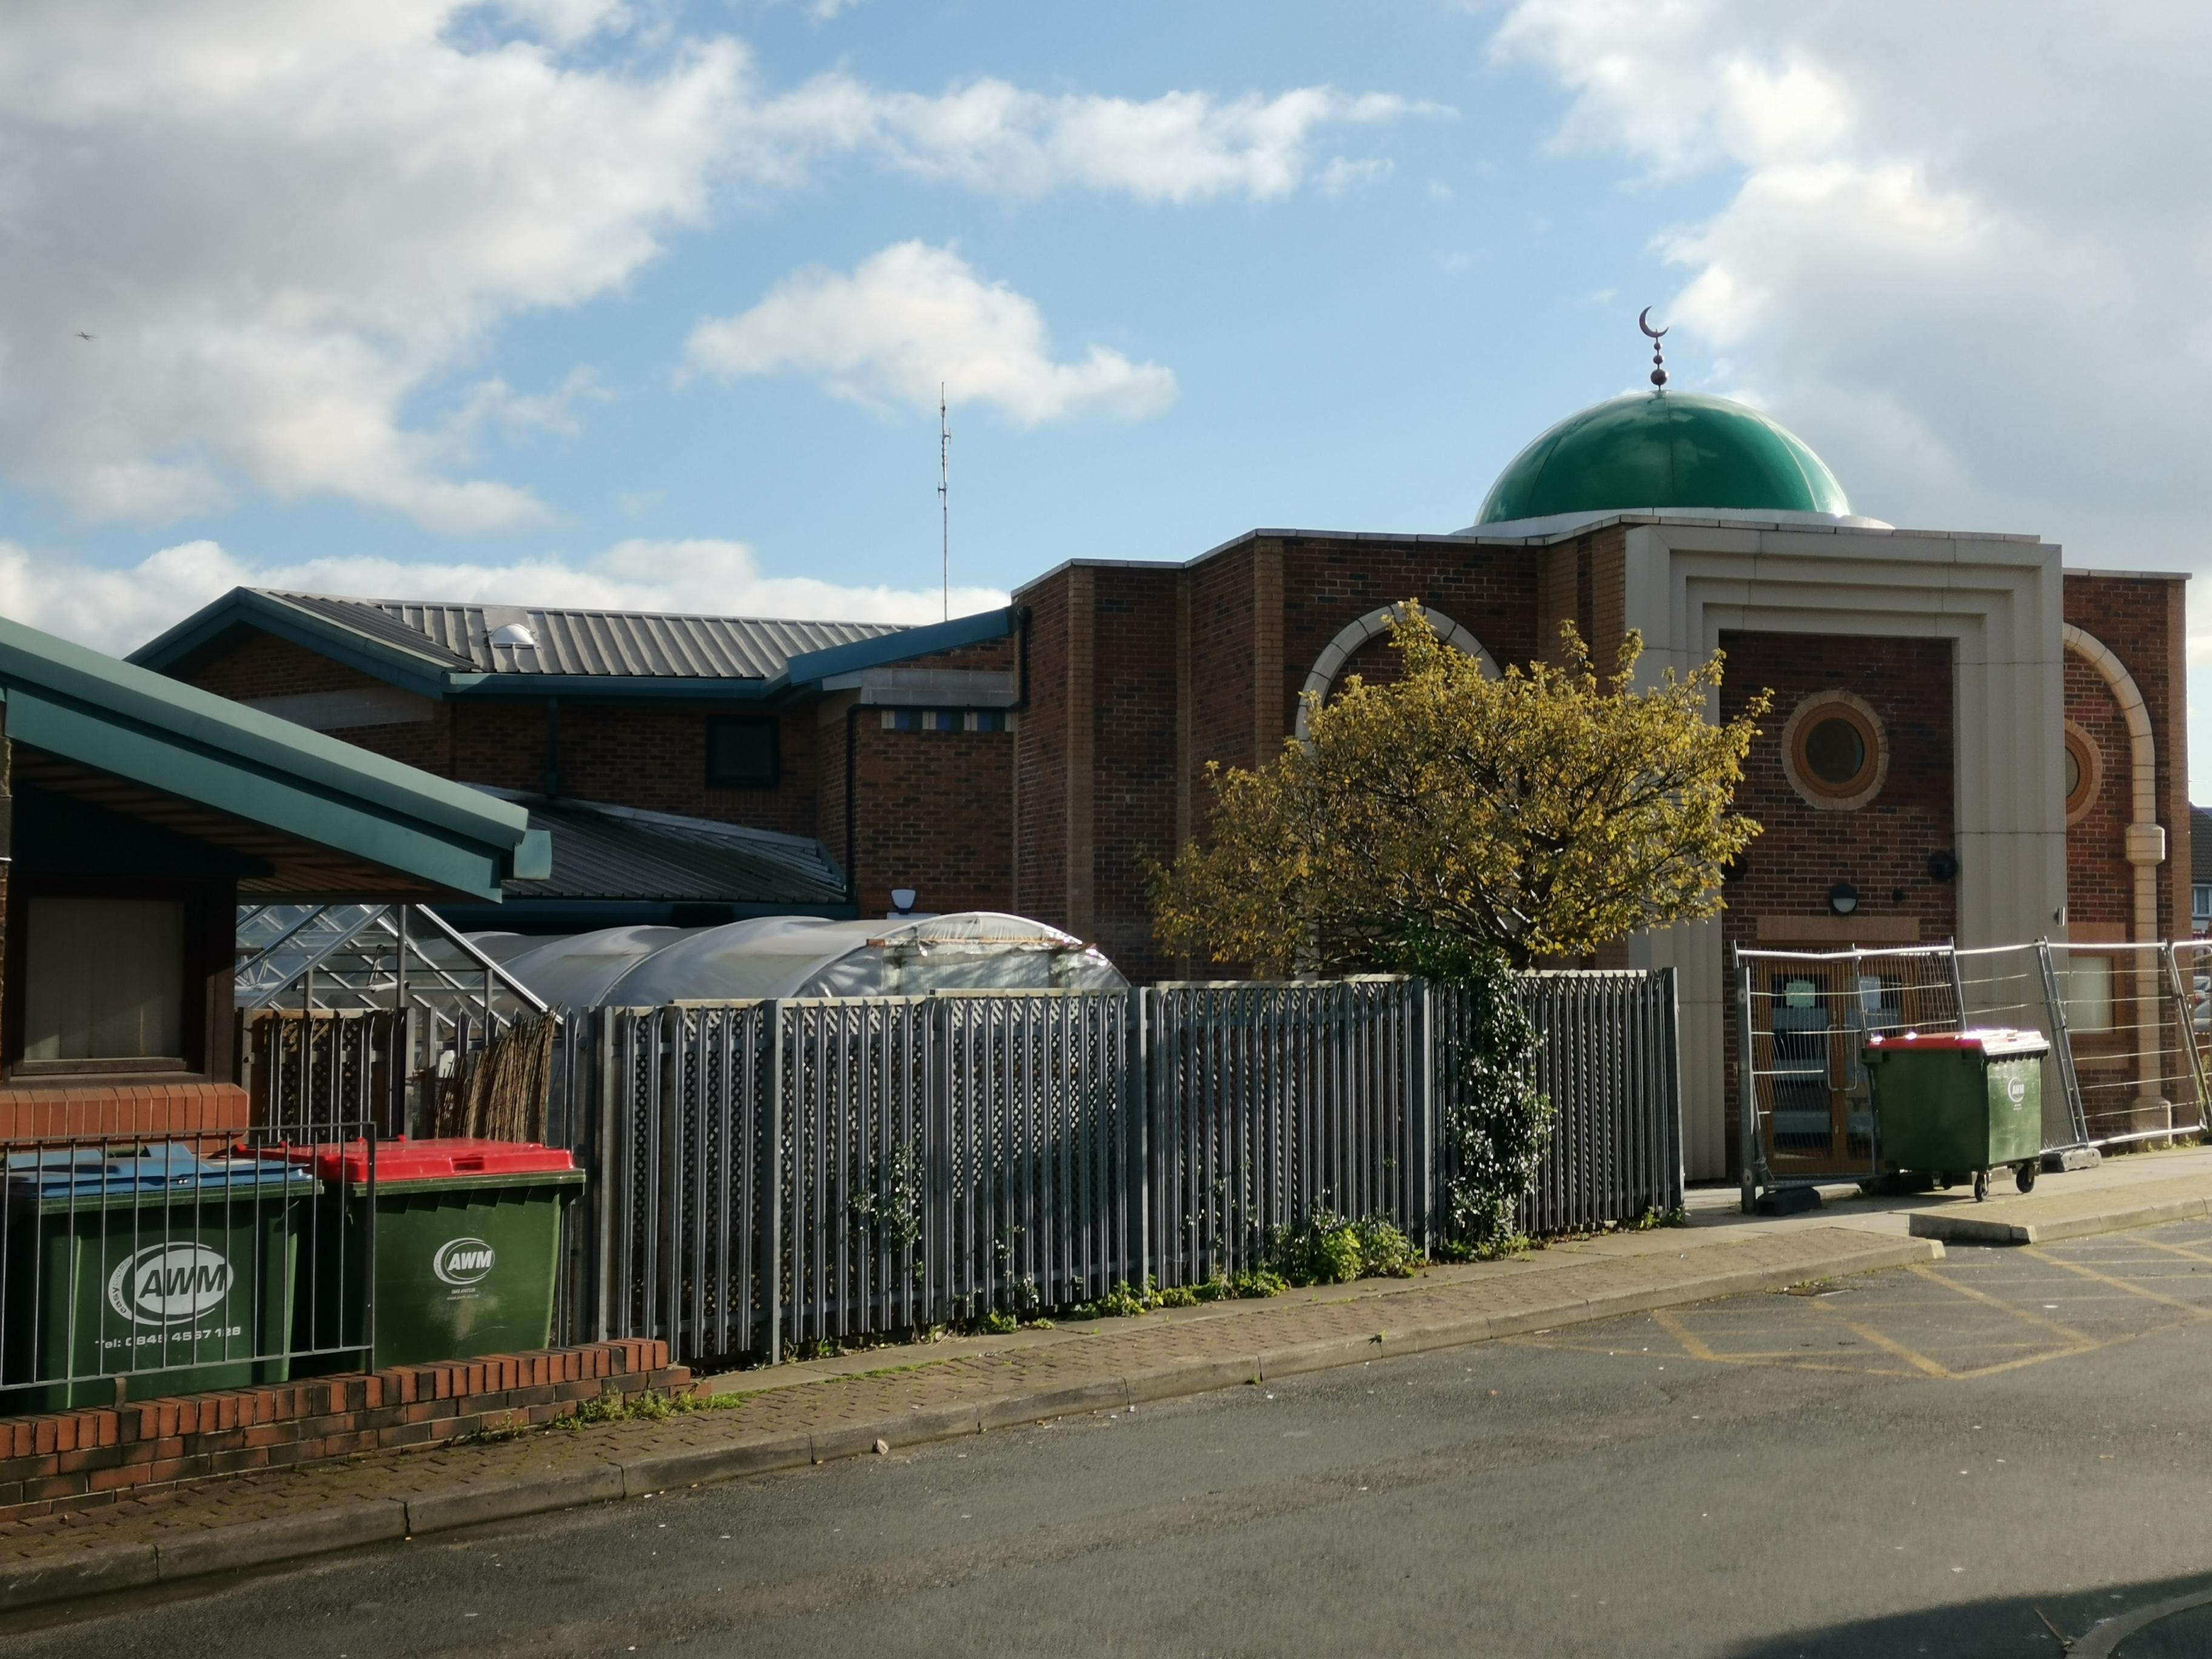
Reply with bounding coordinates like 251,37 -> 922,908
551,970 -> 1683,1368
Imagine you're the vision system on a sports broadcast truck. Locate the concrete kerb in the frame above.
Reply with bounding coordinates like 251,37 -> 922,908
157,1500 -> 407,1579
403,1462 -> 625,1536
0,1228 -> 1953,1616
1910,1191 -> 2212,1247
0,1543 -> 157,1611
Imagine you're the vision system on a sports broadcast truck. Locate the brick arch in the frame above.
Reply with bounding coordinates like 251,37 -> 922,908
2063,623 -> 2162,945
1293,604 -> 1496,741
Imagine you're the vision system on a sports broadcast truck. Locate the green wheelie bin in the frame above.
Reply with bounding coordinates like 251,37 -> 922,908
0,1145 -> 315,1410
269,1138 -> 583,1370
1862,1028 -> 2048,1202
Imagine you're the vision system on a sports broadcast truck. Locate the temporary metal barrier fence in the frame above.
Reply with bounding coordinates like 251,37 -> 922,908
1737,940 -> 2212,1208
559,970 -> 1683,1367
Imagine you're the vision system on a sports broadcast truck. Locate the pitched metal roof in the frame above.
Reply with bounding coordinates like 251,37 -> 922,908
256,592 -> 900,681
0,614 -> 546,901
474,789 -> 846,906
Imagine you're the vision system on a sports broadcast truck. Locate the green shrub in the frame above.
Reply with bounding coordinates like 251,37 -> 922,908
1228,1266 -> 1289,1298
1351,1216 -> 1419,1278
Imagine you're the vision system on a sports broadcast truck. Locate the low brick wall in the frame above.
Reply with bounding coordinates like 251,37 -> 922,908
0,1081 -> 253,1144
0,1339 -> 691,1523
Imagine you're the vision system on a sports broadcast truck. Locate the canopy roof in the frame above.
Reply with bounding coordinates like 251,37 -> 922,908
0,613 -> 546,900
477,911 -> 1126,1005
1475,392 -> 1849,526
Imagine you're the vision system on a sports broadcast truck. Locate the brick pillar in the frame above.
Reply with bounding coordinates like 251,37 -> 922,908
1537,543 -> 1578,666
2167,581 -> 2192,942
1253,540 -> 1284,760
1065,566 -> 1095,939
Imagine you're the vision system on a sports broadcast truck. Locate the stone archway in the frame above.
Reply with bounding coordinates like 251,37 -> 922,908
1293,603 -> 1496,741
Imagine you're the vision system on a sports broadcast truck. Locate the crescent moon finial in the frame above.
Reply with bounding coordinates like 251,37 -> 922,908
1638,306 -> 1669,390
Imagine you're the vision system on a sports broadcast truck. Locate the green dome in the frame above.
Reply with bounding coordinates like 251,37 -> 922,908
1475,392 -> 1849,525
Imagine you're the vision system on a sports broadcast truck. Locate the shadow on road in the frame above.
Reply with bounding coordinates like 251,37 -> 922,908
1718,1569 -> 2212,1658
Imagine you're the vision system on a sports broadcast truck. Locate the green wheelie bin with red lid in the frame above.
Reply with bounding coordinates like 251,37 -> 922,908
267,1137 -> 583,1370
1862,1028 -> 2047,1201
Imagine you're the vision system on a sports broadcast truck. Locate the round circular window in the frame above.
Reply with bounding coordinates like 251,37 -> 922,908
2062,720 -> 2102,824
1781,691 -> 1887,811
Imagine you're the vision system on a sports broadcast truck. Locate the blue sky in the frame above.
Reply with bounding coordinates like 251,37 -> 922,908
4,1 -> 2210,771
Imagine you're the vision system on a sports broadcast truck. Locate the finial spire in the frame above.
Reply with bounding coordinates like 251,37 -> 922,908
1638,306 -> 1669,390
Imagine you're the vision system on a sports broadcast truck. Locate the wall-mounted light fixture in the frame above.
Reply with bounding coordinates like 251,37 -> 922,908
1926,850 -> 1959,882
1828,882 -> 1860,916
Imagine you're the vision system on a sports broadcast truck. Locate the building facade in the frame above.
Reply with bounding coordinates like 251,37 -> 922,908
139,385 -> 2188,1181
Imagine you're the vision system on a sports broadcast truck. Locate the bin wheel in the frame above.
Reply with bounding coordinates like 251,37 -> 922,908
2016,1162 -> 2038,1194
1973,1169 -> 1989,1202
1933,1173 -> 1953,1191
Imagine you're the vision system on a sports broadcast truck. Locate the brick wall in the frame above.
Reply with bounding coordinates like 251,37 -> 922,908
0,1339 -> 686,1523
1013,573 -> 1072,928
845,718 -> 1013,917
2064,573 -> 2190,940
1091,566 -> 1182,979
2065,654 -> 2133,930
1715,631 -> 1958,1173
0,1082 -> 250,1145
169,623 -> 1017,863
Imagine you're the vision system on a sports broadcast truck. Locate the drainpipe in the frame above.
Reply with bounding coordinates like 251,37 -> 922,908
2063,625 -> 2166,1119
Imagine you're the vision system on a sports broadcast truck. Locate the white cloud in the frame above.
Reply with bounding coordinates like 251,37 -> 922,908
1491,0 -> 2212,782
685,242 -> 1178,424
0,538 -> 1007,662
749,80 -> 1430,205
0,4 -> 1424,532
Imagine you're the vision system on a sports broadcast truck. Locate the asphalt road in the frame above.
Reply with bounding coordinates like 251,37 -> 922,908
21,1222 -> 2212,1658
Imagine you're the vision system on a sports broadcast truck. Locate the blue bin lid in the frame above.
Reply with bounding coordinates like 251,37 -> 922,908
4,1143 -> 315,1200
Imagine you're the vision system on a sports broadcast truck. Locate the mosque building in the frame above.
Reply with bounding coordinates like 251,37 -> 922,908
138,332 -> 2189,1181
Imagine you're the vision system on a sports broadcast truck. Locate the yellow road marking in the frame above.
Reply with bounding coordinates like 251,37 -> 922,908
2025,1248 -> 2212,1315
1801,1296 -> 1955,1379
1906,1262 -> 2099,1346
1650,1307 -> 1722,1363
2116,1235 -> 2212,1272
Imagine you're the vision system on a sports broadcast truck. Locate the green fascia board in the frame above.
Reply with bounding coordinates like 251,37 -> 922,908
784,607 -> 1016,685
0,617 -> 538,897
129,589 -> 460,697
8,692 -> 514,899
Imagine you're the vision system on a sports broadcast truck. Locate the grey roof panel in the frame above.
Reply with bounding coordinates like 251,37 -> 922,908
472,789 -> 847,905
255,591 -> 901,681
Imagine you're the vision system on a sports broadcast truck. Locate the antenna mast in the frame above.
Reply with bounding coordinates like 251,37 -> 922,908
937,384 -> 950,622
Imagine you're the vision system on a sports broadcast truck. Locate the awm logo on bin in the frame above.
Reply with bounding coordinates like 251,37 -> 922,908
434,1236 -> 496,1287
106,1244 -> 233,1325
2007,1078 -> 2027,1105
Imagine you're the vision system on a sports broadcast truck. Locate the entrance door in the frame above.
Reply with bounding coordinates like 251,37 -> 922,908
1754,954 -> 1951,1179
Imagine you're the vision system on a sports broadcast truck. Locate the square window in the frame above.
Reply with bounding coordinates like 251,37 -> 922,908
22,897 -> 186,1062
706,717 -> 779,788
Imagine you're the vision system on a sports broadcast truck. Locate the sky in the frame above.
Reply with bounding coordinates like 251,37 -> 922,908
5,1 -> 2212,776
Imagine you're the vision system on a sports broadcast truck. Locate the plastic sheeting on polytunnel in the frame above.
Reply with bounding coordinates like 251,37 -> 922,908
471,912 -> 1126,1008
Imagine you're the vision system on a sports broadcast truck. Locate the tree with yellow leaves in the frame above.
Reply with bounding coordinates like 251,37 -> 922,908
1150,602 -> 1768,1248
1151,601 -> 1767,977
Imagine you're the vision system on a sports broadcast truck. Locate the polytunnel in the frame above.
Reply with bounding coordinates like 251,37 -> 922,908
469,911 -> 1127,1008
